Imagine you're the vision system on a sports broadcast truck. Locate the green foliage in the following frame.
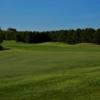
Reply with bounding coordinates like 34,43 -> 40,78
1,28 -> 100,44
95,29 -> 100,44
0,45 -> 3,50
0,28 -> 3,44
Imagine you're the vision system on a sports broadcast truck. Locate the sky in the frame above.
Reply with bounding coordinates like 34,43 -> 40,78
0,0 -> 100,31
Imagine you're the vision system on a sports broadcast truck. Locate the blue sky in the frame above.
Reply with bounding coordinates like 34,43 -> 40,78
0,0 -> 100,31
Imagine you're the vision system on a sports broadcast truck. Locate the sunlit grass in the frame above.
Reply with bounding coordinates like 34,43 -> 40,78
0,41 -> 100,100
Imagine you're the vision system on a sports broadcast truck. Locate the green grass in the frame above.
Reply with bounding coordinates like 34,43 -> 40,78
0,41 -> 100,100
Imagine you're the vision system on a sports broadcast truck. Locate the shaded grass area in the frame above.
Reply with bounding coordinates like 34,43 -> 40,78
0,41 -> 100,100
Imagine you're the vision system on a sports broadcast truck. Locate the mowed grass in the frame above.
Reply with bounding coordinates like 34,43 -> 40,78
0,41 -> 100,100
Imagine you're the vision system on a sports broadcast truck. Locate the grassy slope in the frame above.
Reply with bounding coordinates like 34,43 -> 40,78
0,41 -> 100,100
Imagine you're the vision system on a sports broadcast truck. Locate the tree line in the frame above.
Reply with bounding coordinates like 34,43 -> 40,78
0,28 -> 100,45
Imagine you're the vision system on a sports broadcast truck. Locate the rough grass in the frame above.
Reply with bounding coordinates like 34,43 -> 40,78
0,41 -> 100,100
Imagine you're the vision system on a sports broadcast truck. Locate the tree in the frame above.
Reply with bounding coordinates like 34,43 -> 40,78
7,28 -> 17,32
95,29 -> 100,44
0,28 -> 3,50
4,28 -> 17,40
